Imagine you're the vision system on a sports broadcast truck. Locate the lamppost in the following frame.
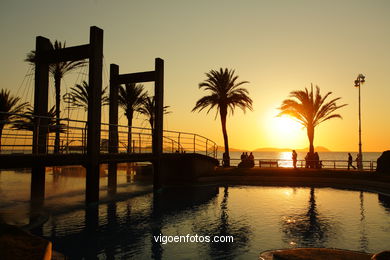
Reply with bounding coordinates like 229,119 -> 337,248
354,73 -> 365,170
63,92 -> 75,153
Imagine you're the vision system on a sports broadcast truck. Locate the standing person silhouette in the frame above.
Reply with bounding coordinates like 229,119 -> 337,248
355,154 -> 361,170
348,153 -> 356,170
314,152 -> 320,169
292,150 -> 298,169
248,152 -> 255,167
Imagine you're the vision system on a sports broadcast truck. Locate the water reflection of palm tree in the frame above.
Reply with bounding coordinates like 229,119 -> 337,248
197,187 -> 251,259
281,188 -> 333,247
151,193 -> 164,260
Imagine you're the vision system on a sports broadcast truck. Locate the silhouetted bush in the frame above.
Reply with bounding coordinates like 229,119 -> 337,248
376,150 -> 390,174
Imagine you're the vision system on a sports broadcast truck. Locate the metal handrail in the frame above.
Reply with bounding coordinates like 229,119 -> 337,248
220,158 -> 377,171
0,112 -> 218,158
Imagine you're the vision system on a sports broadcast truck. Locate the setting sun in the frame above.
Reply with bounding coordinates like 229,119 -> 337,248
263,110 -> 306,149
273,116 -> 302,135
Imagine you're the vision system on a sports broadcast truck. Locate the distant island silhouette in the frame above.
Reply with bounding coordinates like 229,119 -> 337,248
217,146 -> 331,152
254,146 -> 331,152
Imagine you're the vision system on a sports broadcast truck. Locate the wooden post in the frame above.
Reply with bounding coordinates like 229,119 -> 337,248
86,26 -> 103,203
139,133 -> 141,153
31,36 -> 51,205
153,58 -> 164,190
33,36 -> 51,154
108,64 -> 119,194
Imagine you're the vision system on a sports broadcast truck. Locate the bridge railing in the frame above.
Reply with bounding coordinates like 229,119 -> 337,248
0,112 -> 218,158
221,158 -> 377,171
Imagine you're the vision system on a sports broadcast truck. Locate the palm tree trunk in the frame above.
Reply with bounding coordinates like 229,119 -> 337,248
54,75 -> 61,153
127,111 -> 133,153
150,116 -> 154,139
308,187 -> 317,228
307,124 -> 314,154
220,106 -> 230,166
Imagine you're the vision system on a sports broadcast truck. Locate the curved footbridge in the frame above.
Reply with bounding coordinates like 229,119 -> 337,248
0,115 -> 220,203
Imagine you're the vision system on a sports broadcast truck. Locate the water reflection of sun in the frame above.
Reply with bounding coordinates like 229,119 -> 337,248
279,151 -> 293,167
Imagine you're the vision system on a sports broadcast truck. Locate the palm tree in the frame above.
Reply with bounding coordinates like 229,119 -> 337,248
0,89 -> 29,152
138,95 -> 170,136
26,40 -> 86,153
12,106 -> 66,134
68,81 -> 109,111
118,83 -> 147,153
277,84 -> 347,155
192,68 -> 253,166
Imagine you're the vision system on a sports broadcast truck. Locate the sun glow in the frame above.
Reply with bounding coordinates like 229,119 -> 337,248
263,110 -> 306,148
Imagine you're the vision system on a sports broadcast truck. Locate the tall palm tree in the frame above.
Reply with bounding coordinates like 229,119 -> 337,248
118,83 -> 147,153
277,84 -> 347,154
0,89 -> 29,152
192,68 -> 253,166
138,95 -> 170,136
26,40 -> 86,153
68,81 -> 109,111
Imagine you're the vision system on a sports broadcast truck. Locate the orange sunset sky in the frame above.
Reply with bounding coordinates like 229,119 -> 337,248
1,0 -> 389,152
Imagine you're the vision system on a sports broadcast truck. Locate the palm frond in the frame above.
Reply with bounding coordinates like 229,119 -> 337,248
278,84 -> 347,129
0,89 -> 29,124
193,68 -> 252,119
12,106 -> 66,133
68,81 -> 109,111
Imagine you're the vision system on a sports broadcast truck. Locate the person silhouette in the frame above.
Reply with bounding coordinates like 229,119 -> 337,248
356,154 -> 362,170
314,152 -> 320,169
292,150 -> 298,169
248,152 -> 254,167
348,153 -> 356,170
240,152 -> 245,163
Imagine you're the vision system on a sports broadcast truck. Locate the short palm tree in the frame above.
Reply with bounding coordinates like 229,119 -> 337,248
138,95 -> 170,136
68,81 -> 109,111
0,89 -> 29,152
26,40 -> 86,153
192,68 -> 253,166
118,83 -> 147,153
277,84 -> 347,154
12,106 -> 66,134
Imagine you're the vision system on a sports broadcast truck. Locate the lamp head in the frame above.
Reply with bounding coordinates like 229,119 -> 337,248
359,74 -> 365,83
354,80 -> 360,87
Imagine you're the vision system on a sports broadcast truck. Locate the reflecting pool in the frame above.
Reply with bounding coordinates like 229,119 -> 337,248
1,168 -> 390,259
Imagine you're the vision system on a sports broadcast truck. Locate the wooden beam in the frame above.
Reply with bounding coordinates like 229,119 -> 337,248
109,64 -> 119,154
108,64 -> 119,194
31,36 -> 51,205
45,44 -> 90,63
153,58 -> 164,190
115,71 -> 155,84
33,36 -> 51,154
86,26 -> 104,204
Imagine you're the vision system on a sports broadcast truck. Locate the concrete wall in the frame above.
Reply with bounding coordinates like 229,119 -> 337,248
160,153 -> 219,185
